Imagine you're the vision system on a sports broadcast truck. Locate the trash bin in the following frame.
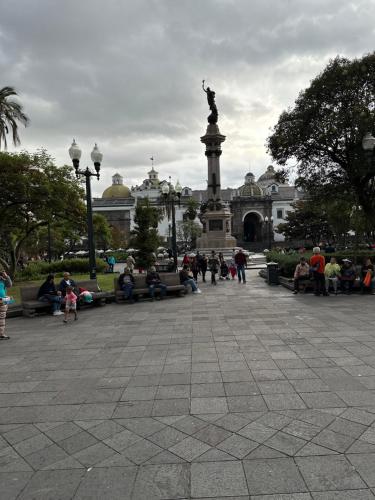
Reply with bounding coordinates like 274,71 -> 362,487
267,261 -> 279,285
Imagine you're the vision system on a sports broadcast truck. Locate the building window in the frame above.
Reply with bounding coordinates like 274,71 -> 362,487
277,209 -> 283,219
270,184 -> 278,193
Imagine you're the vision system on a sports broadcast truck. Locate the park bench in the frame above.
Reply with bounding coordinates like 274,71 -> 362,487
114,273 -> 185,303
21,279 -> 111,317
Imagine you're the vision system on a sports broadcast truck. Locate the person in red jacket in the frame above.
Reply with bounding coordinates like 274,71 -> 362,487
234,249 -> 247,284
310,247 -> 327,296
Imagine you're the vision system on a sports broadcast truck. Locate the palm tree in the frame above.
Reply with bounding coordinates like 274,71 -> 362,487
0,86 -> 29,150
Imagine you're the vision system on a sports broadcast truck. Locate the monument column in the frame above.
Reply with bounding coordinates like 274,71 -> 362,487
197,81 -> 237,250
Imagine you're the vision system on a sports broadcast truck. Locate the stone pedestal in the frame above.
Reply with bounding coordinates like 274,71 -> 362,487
197,122 -> 237,249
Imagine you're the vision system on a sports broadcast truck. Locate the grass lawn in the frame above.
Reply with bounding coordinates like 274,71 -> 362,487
8,273 -> 117,305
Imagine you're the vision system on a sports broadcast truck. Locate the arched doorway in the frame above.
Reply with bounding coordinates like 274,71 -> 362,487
243,212 -> 261,242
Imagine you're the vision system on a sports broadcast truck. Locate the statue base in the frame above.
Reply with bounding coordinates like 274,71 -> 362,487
197,207 -> 237,249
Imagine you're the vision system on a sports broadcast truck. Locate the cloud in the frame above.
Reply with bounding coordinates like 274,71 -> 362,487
1,0 -> 374,196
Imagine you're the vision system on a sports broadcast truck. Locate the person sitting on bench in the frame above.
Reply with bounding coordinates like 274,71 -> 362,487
179,265 -> 202,294
118,268 -> 135,303
293,257 -> 310,294
146,267 -> 167,301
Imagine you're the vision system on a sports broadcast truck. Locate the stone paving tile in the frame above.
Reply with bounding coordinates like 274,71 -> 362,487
296,455 -> 367,491
17,469 -> 85,500
191,461 -> 249,497
265,431 -> 307,456
148,426 -> 188,449
0,471 -> 33,499
73,466 -> 137,500
217,433 -> 258,458
132,463 -> 190,499
243,457 -> 307,495
193,423 -> 233,446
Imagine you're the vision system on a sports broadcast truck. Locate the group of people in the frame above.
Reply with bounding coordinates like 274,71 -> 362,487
117,249 -> 249,302
181,249 -> 248,285
293,247 -> 375,296
37,272 -> 94,322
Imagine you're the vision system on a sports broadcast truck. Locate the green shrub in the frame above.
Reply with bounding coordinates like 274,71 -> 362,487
16,258 -> 107,281
267,250 -> 375,277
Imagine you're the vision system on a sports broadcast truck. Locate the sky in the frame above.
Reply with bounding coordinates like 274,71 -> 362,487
1,0 -> 375,197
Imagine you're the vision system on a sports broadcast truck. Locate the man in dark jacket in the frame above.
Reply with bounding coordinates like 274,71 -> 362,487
146,266 -> 167,300
234,249 -> 247,283
59,272 -> 78,297
38,274 -> 63,315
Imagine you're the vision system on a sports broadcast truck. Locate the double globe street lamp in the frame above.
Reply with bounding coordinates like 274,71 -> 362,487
161,178 -> 182,271
68,140 -> 103,280
264,215 -> 274,250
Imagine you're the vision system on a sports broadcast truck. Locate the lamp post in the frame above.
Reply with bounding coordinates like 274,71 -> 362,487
264,215 -> 273,250
161,178 -> 182,271
68,139 -> 103,280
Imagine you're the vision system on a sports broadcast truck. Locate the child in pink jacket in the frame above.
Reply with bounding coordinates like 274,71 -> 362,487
64,285 -> 78,323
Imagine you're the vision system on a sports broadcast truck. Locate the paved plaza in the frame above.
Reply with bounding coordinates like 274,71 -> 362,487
1,271 -> 375,499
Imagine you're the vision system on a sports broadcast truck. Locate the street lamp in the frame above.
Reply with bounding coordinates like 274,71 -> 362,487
68,139 -> 103,280
162,178 -> 182,271
264,215 -> 274,250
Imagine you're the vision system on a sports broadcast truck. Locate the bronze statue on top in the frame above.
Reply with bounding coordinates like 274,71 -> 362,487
202,80 -> 218,124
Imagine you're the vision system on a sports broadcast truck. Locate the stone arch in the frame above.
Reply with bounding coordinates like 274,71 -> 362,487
242,210 -> 264,222
243,211 -> 263,243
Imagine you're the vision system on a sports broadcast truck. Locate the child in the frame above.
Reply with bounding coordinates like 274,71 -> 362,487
63,285 -> 77,323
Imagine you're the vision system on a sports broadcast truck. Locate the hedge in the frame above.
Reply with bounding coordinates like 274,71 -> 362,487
16,258 -> 107,280
266,250 -> 375,278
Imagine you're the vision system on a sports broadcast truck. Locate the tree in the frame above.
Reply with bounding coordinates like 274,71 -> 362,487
130,198 -> 163,270
267,53 -> 375,225
276,201 -> 333,245
0,150 -> 85,276
93,214 -> 112,251
184,198 -> 199,221
0,86 -> 29,149
177,220 -> 202,249
276,199 -> 372,247
110,226 -> 127,250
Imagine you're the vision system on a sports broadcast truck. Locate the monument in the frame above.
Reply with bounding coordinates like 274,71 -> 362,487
197,81 -> 237,249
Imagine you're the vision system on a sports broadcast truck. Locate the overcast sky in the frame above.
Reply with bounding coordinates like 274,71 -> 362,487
1,0 -> 374,196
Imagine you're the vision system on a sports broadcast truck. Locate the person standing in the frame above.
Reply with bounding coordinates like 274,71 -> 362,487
191,256 -> 199,282
0,271 -> 12,339
63,285 -> 78,323
108,255 -> 116,273
208,251 -> 219,285
126,254 -> 136,273
200,254 -> 208,283
235,249 -> 247,284
310,247 -> 326,296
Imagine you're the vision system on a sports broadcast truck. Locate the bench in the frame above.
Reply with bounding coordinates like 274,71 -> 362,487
21,279 -> 111,317
279,276 -> 361,293
114,273 -> 185,303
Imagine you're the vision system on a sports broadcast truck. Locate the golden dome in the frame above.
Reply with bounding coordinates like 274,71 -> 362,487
238,183 -> 263,197
102,184 -> 131,198
102,173 -> 131,198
